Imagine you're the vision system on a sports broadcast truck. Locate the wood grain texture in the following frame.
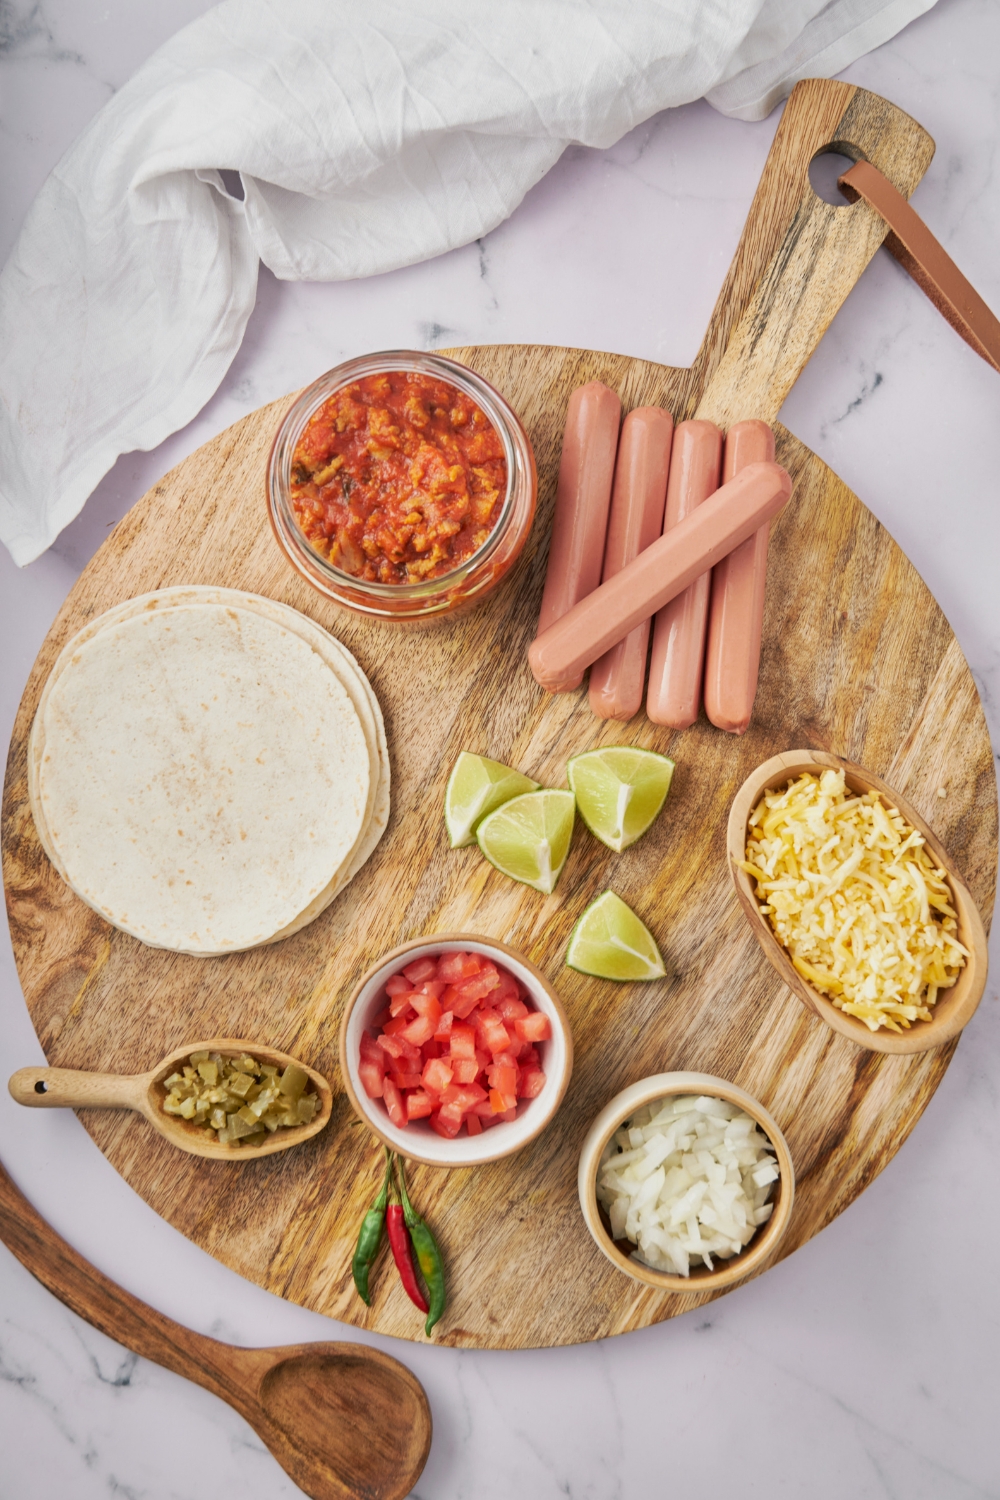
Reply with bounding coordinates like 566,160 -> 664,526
0,1162 -> 432,1500
3,81 -> 996,1349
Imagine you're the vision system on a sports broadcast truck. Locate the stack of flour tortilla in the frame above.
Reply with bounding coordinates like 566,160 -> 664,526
28,587 -> 390,956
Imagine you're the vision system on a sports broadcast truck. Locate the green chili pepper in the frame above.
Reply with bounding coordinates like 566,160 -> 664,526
352,1148 -> 392,1306
396,1156 -> 446,1336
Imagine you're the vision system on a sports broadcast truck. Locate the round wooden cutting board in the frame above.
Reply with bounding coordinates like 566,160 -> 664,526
4,81 -> 996,1350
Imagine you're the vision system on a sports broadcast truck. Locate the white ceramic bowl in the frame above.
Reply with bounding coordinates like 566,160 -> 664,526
578,1071 -> 795,1292
339,934 -> 572,1167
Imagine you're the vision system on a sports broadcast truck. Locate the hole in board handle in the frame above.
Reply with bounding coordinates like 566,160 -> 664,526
809,146 -> 863,207
34,1080 -> 48,1094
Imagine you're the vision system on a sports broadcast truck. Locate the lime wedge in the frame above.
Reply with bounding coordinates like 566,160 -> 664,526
567,746 -> 675,852
444,752 -> 540,847
477,790 -> 576,895
566,890 -> 665,980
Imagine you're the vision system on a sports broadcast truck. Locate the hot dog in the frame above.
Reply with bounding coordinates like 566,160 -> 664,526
703,420 -> 776,735
589,407 -> 674,720
645,420 -> 722,727
528,462 -> 792,693
536,381 -> 621,690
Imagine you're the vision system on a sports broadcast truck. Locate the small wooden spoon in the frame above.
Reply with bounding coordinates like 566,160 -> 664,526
0,1159 -> 431,1499
8,1038 -> 333,1160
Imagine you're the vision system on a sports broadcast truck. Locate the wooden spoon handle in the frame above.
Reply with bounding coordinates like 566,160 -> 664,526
692,78 -> 936,424
0,1158 -> 258,1401
8,1066 -> 146,1111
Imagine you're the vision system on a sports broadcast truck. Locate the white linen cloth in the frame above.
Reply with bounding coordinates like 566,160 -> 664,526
0,0 -> 935,565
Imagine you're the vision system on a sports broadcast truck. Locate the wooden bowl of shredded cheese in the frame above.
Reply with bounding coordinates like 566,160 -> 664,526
728,750 -> 988,1054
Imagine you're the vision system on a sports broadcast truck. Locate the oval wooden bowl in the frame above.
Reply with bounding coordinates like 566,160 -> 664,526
727,750 -> 989,1055
9,1038 -> 333,1161
339,933 -> 573,1168
578,1072 -> 795,1293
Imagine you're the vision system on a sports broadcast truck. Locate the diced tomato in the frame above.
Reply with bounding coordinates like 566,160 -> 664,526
359,1059 -> 385,1099
441,1082 -> 487,1109
410,990 -> 442,1024
402,956 -> 438,984
489,967 -> 518,1001
437,951 -> 482,983
489,1061 -> 517,1100
518,1066 -> 546,1099
451,1057 -> 480,1084
389,1070 -> 423,1090
422,1056 -> 454,1095
496,995 -> 529,1022
515,1012 -> 551,1042
400,1013 -> 436,1047
448,988 -> 481,1021
382,1077 -> 406,1128
430,1106 -> 462,1139
479,1012 -> 512,1055
449,1023 -> 476,1060
452,966 -> 500,1007
414,979 -> 446,1001
376,1032 -> 419,1062
360,1031 -> 382,1063
362,955 -> 552,1134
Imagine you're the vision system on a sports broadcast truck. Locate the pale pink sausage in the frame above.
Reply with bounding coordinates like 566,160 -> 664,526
536,381 -> 621,689
589,407 -> 674,720
645,420 -> 723,728
704,420 -> 776,735
528,462 -> 792,692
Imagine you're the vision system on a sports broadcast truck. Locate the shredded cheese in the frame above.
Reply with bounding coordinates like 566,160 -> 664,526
741,768 -> 967,1033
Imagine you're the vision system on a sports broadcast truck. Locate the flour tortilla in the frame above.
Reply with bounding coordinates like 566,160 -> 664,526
29,588 -> 391,949
34,603 -> 371,954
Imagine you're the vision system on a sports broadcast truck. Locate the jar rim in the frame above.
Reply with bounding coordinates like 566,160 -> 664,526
267,349 -> 527,599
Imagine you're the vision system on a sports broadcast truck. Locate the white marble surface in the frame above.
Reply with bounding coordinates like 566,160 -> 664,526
2,0 -> 1000,1494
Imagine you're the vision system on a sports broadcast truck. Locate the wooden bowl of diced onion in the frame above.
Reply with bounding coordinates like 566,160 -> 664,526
577,1073 -> 795,1293
727,750 -> 989,1055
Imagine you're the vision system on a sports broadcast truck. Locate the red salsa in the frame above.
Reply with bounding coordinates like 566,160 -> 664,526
289,370 -> 508,584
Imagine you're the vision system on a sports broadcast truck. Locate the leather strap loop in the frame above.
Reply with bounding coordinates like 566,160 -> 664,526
839,159 -> 1000,375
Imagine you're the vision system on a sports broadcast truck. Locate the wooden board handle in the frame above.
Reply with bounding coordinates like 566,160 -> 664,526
8,1066 -> 145,1111
692,77 -> 935,423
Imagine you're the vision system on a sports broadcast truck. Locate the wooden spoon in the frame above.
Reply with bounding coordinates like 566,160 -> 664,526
0,1159 -> 431,1499
8,1038 -> 333,1160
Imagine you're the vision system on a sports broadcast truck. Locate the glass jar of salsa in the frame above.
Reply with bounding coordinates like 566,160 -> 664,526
267,351 -> 536,619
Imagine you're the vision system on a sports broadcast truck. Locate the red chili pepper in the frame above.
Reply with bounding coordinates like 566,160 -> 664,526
386,1201 -> 429,1314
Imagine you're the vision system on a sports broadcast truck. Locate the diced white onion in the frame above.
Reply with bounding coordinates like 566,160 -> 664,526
596,1095 -> 779,1277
